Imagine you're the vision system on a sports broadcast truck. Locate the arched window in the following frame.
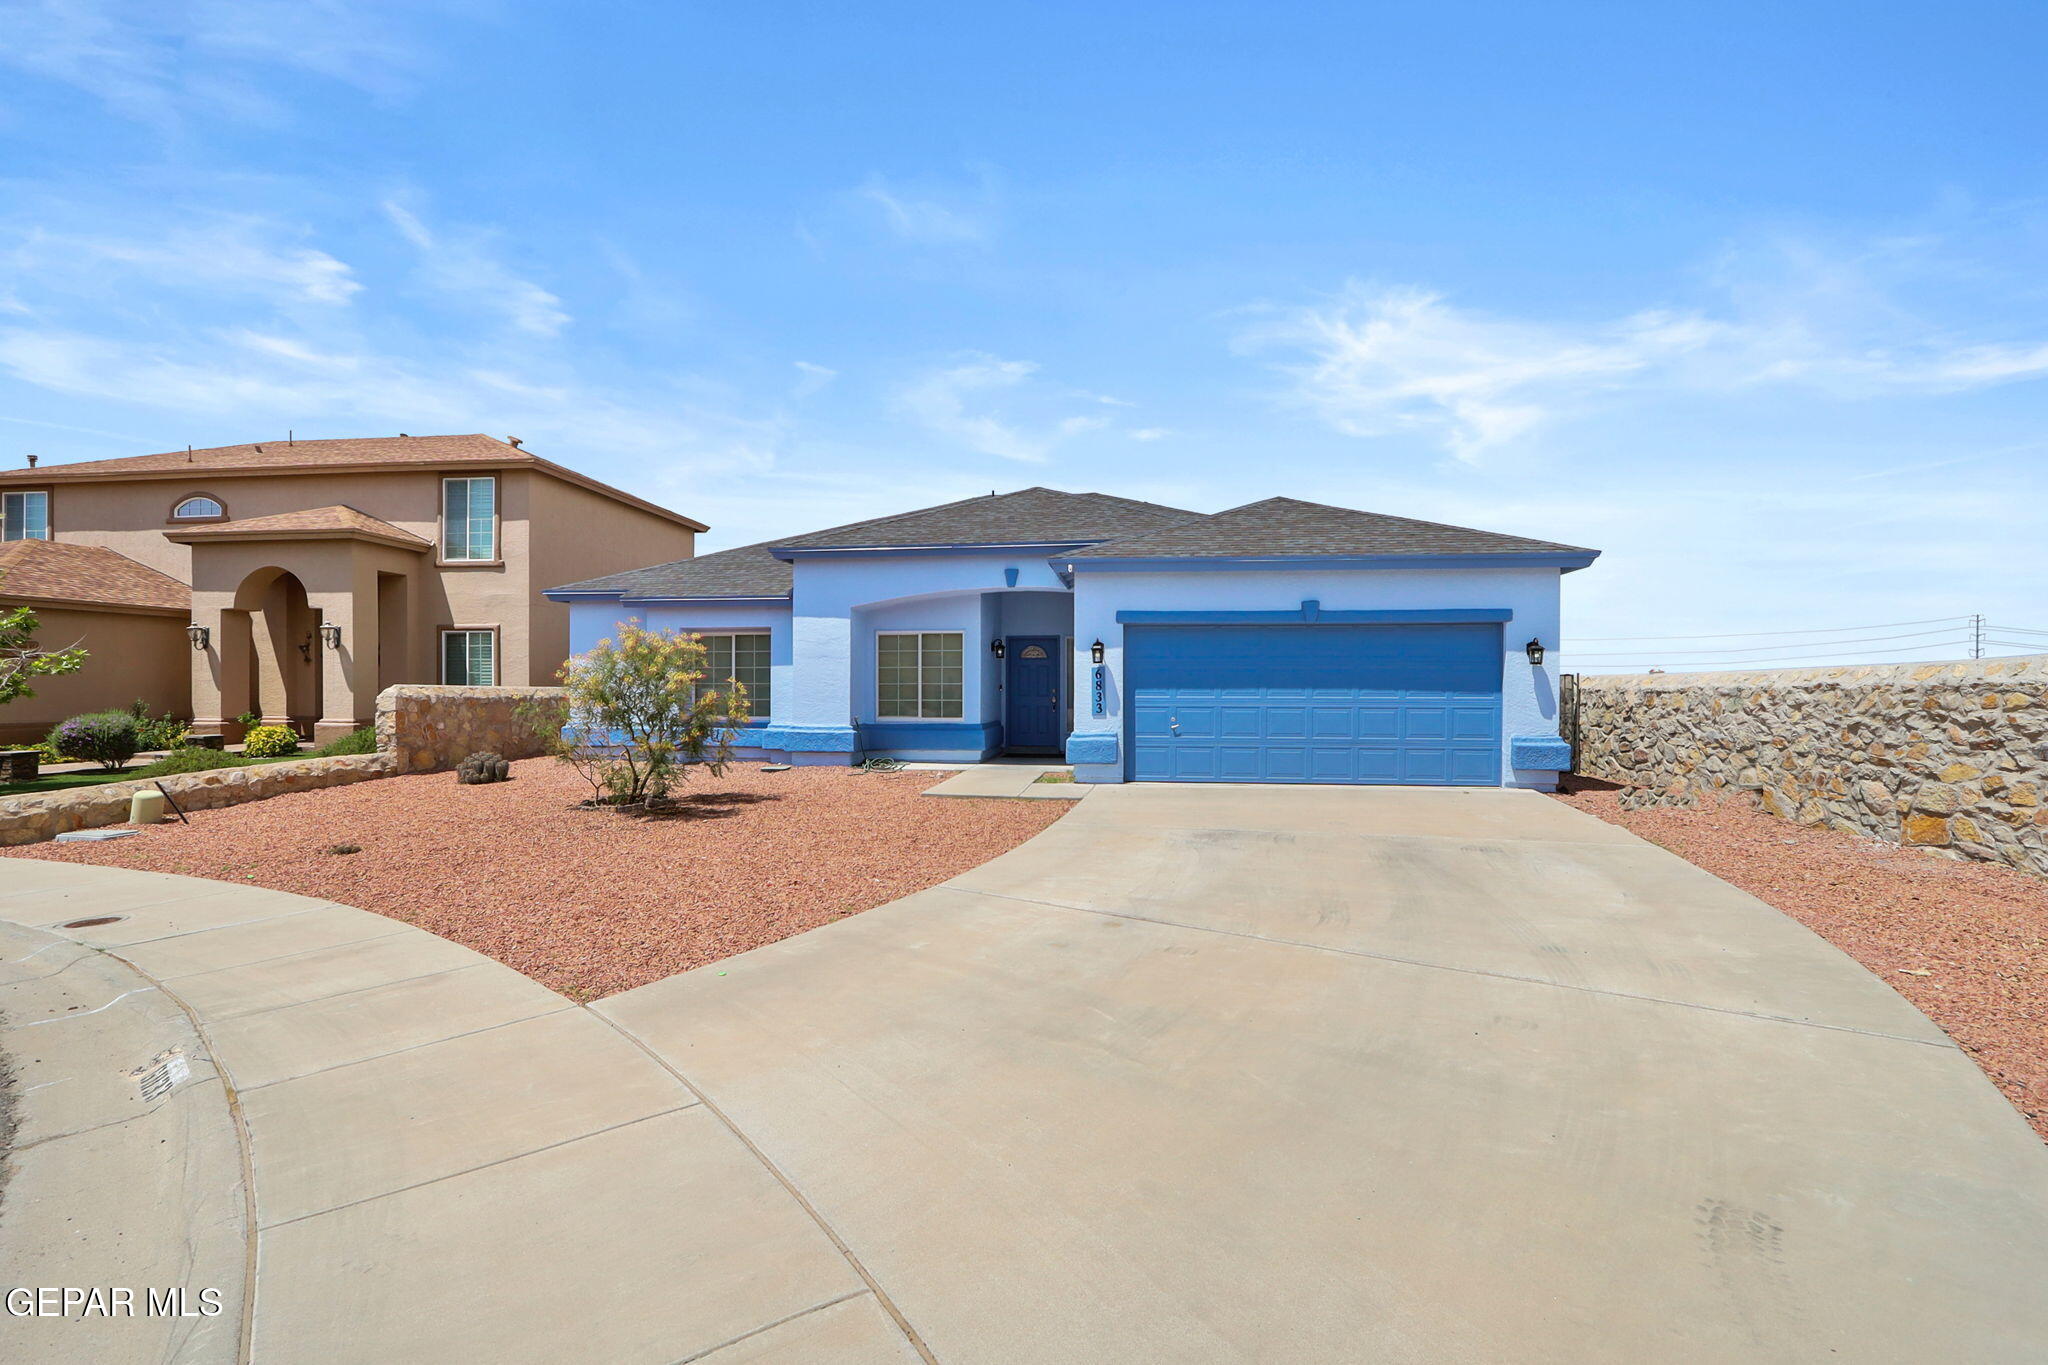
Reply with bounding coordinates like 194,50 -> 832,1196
170,495 -> 225,520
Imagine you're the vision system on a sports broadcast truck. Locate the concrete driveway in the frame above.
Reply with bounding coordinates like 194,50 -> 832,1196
600,782 -> 2048,1363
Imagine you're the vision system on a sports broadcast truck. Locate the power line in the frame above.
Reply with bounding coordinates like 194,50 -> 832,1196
1570,626 -> 1972,659
1572,638 -> 1987,670
1988,623 -> 2048,638
1565,615 -> 1972,643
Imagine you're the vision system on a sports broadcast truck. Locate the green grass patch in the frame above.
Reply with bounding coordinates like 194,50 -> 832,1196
0,753 -> 306,799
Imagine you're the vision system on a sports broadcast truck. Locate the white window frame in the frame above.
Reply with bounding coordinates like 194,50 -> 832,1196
170,494 -> 226,520
691,631 -> 772,718
875,630 -> 965,720
440,475 -> 499,563
439,627 -> 499,685
2,489 -> 50,541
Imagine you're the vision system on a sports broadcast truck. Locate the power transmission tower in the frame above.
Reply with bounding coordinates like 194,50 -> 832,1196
1971,614 -> 1984,659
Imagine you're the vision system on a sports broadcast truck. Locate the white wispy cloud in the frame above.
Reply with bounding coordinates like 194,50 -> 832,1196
854,175 -> 991,246
381,200 -> 569,336
791,360 -> 837,397
1247,244 -> 2048,459
896,354 -> 1111,462
0,0 -> 438,126
1129,427 -> 1171,441
5,217 -> 361,306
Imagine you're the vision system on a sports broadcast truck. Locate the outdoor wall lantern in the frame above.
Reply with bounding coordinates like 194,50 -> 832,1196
1090,638 -> 1105,665
990,638 -> 1005,659
320,623 -> 343,651
185,622 -> 209,651
1525,638 -> 1546,667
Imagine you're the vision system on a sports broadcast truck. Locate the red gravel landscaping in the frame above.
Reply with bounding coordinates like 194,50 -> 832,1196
1554,779 -> 2048,1141
2,760 -> 1069,1000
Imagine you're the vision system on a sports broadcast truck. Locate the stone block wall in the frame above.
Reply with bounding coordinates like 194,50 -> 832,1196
0,754 -> 398,846
376,685 -> 566,773
1576,656 -> 2048,876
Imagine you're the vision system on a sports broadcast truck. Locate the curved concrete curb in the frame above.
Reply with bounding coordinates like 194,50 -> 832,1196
0,861 -> 923,1365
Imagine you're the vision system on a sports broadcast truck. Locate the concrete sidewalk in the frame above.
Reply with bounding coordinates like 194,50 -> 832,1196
0,861 -> 920,1364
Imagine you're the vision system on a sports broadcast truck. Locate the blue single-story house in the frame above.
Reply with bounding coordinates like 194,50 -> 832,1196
544,488 -> 1598,788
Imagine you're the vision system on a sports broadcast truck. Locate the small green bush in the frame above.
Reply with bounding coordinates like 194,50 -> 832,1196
240,724 -> 300,758
125,698 -> 190,751
133,748 -> 253,778
311,726 -> 377,756
48,711 -> 141,771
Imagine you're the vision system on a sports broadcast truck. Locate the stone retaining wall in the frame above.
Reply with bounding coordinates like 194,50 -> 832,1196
0,753 -> 398,846
375,685 -> 565,773
1577,656 -> 2048,876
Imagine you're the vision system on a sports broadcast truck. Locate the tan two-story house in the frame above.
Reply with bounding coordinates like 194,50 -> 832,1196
0,434 -> 703,744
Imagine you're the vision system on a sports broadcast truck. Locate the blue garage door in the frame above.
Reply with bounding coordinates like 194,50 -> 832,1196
1125,624 -> 1503,785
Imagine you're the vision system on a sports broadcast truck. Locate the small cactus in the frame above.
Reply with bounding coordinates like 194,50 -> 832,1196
456,751 -> 512,785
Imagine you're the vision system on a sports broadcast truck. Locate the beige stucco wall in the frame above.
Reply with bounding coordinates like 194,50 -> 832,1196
0,602 -> 189,743
522,475 -> 695,684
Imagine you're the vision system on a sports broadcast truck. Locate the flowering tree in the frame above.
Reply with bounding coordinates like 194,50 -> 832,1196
547,623 -> 751,806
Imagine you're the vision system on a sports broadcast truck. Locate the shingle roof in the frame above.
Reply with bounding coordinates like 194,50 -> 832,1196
0,434 -> 518,481
0,539 -> 190,614
165,505 -> 432,549
549,487 -> 1201,599
550,541 -> 792,600
773,486 -> 1199,550
0,433 -> 707,530
1065,496 -> 1598,561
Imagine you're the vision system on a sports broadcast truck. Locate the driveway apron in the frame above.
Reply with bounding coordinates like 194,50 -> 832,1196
600,783 -> 2048,1364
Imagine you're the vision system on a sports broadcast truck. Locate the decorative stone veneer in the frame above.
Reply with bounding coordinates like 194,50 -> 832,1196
376,684 -> 566,774
0,753 -> 398,847
1577,656 -> 2048,876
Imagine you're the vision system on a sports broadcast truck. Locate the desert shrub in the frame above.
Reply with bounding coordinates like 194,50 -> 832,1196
133,748 -> 252,778
126,698 -> 190,751
240,724 -> 300,758
544,622 -> 750,806
311,726 -> 377,756
47,710 -> 141,771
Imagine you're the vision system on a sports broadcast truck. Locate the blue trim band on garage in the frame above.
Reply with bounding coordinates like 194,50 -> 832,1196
1065,733 -> 1118,765
1510,736 -> 1573,771
619,595 -> 791,608
1115,605 -> 1513,626
857,720 -> 1002,756
1061,552 -> 1599,574
755,724 -> 860,753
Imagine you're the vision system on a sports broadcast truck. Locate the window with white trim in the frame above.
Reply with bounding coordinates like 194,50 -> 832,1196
696,632 -> 771,716
442,476 -> 497,561
2,490 -> 49,541
877,631 -> 963,719
171,495 -> 224,519
441,629 -> 497,685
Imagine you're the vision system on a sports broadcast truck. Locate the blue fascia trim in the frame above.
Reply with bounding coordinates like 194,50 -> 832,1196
1510,736 -> 1573,771
1062,551 -> 1600,574
1065,733 -> 1118,765
614,594 -> 792,609
1115,606 -> 1513,626
542,588 -> 626,604
754,724 -> 859,753
770,541 -> 1094,562
857,720 -> 1002,756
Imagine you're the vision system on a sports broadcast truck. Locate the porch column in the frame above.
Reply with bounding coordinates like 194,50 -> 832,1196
188,599 -> 251,742
307,564 -> 378,746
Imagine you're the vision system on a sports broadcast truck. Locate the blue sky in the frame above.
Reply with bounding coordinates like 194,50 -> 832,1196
2,1 -> 2045,669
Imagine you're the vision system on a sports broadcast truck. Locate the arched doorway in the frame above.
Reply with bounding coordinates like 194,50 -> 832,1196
231,566 -> 322,733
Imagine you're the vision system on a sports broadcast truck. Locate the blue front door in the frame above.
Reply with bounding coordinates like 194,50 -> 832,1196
1125,624 -> 1503,784
1004,636 -> 1063,752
